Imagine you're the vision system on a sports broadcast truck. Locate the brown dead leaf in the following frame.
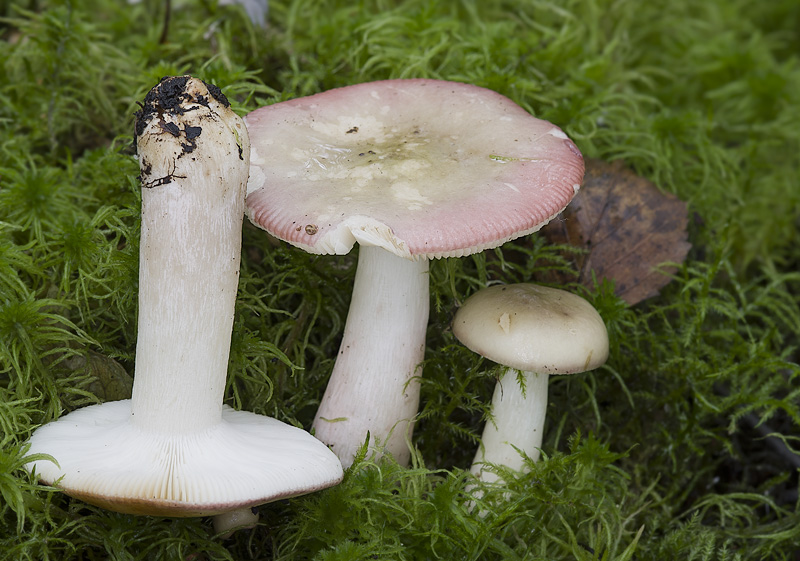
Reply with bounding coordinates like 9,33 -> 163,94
63,349 -> 134,402
541,158 -> 691,305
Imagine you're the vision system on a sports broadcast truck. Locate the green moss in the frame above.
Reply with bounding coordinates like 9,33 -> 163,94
2,0 -> 800,558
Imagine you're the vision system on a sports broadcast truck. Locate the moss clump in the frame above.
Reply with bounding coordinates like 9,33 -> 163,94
2,0 -> 800,559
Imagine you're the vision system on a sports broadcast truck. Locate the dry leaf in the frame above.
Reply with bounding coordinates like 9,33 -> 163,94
541,158 -> 691,305
63,349 -> 134,402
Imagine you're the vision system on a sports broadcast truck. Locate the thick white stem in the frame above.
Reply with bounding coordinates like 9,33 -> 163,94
471,368 -> 549,482
312,246 -> 429,468
131,77 -> 249,434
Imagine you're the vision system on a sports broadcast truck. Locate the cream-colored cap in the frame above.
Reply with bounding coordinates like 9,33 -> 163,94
452,284 -> 609,374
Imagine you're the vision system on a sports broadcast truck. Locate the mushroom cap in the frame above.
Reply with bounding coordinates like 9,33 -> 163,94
25,400 -> 344,517
452,284 -> 609,374
245,79 -> 584,260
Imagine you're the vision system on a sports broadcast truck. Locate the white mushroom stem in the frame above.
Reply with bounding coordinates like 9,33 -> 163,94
131,83 -> 253,530
312,245 -> 429,468
131,113 -> 243,435
471,368 -> 549,483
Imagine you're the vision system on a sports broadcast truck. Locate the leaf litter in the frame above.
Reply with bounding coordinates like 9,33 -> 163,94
541,158 -> 692,305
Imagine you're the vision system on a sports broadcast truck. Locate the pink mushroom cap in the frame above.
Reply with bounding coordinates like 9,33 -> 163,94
245,79 -> 584,257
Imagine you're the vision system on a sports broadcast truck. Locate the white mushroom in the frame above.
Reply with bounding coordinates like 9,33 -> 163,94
25,76 -> 343,516
212,506 -> 260,538
244,79 -> 585,468
452,283 -> 609,483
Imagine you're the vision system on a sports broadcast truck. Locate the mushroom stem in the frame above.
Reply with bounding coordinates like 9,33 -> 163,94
471,368 -> 549,482
131,111 -> 244,434
312,245 -> 429,468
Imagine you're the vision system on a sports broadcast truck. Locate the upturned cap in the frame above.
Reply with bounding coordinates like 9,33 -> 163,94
26,401 -> 344,517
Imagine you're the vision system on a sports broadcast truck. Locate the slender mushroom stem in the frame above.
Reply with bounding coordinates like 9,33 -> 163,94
312,245 -> 429,468
471,368 -> 549,482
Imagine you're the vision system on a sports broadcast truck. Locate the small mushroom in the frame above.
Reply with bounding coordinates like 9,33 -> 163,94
244,79 -> 584,468
452,283 -> 609,482
213,506 -> 260,538
25,76 -> 343,516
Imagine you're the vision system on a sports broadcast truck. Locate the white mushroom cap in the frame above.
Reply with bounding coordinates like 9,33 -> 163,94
452,284 -> 609,375
245,79 -> 584,259
26,400 -> 343,517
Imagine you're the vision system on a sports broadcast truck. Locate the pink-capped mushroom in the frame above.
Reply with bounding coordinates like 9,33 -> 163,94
244,79 -> 584,468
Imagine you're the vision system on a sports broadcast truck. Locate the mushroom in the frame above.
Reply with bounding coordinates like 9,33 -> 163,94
212,506 -> 260,538
25,76 -> 343,516
244,79 -> 584,468
452,283 -> 609,483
